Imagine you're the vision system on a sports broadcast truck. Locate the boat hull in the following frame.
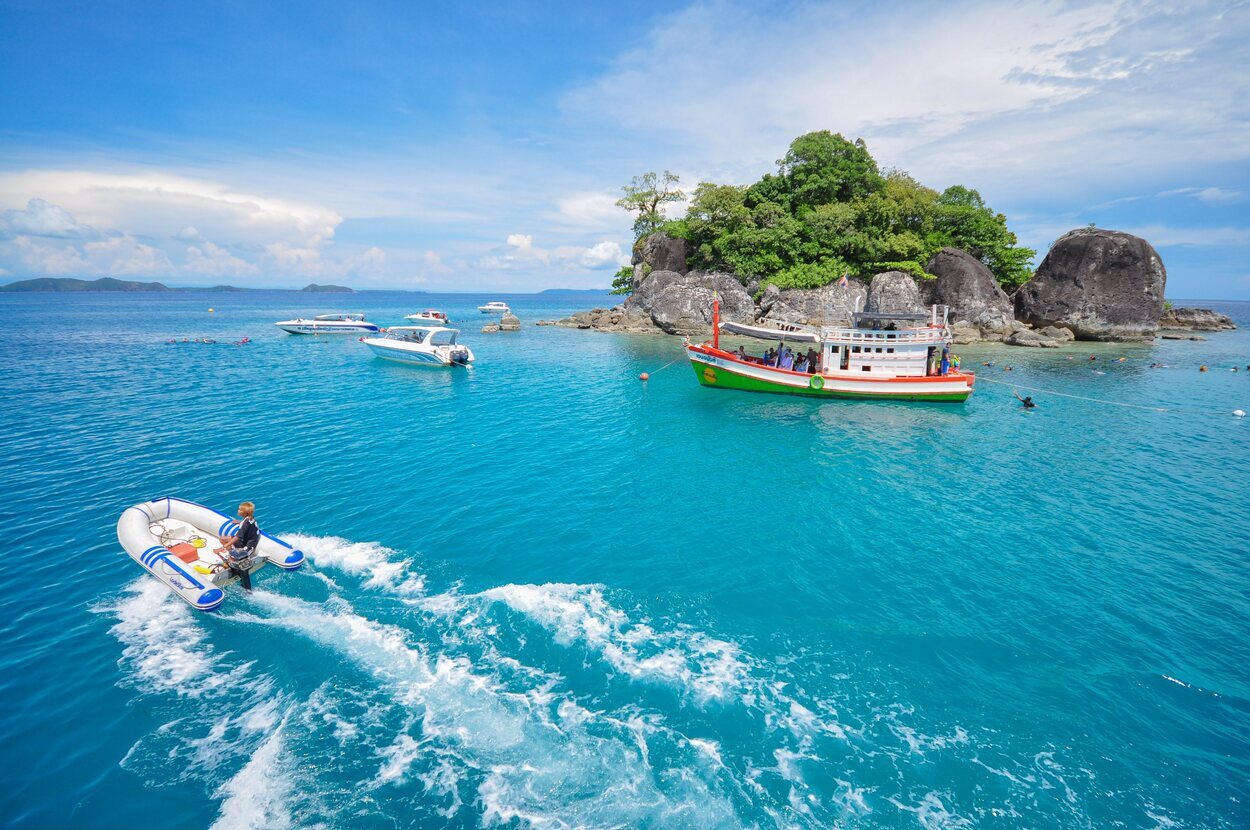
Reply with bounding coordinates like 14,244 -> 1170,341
363,338 -> 474,367
687,345 -> 973,402
275,322 -> 379,335
117,497 -> 305,610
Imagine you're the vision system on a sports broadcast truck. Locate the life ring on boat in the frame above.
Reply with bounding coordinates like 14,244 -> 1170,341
809,375 -> 824,390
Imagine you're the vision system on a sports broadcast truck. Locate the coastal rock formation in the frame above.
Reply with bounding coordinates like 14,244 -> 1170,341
481,323 -> 500,333
548,305 -> 659,333
627,269 -> 754,335
1159,307 -> 1236,331
1014,228 -> 1166,341
631,232 -> 689,288
1005,328 -> 1061,348
922,248 -> 1015,340
865,271 -> 924,314
757,279 -> 868,326
499,313 -> 521,331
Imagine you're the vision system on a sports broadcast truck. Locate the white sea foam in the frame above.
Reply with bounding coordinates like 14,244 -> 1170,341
888,792 -> 973,829
287,534 -> 426,595
209,721 -> 297,830
105,580 -> 231,696
481,582 -> 749,704
236,591 -> 749,828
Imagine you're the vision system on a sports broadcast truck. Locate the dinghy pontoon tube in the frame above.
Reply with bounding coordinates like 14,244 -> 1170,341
117,497 -> 305,610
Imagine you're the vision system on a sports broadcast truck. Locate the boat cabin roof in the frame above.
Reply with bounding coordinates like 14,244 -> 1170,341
313,313 -> 366,321
387,325 -> 461,342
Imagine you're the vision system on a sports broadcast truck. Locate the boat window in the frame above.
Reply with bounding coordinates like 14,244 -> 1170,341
887,347 -> 894,353
852,346 -> 861,353
430,330 -> 458,345
861,365 -> 871,372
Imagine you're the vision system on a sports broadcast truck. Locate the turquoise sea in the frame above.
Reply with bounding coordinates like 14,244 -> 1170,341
2,290 -> 1248,829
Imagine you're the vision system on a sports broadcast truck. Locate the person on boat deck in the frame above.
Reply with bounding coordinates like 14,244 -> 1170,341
806,348 -> 820,373
215,501 -> 260,592
794,353 -> 809,373
736,345 -> 747,361
940,347 -> 951,376
781,349 -> 795,370
764,347 -> 776,366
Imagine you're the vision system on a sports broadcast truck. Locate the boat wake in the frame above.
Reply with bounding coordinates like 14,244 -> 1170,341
97,534 -> 1140,829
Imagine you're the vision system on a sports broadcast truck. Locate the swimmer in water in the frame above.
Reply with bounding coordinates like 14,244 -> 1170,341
1014,390 -> 1037,409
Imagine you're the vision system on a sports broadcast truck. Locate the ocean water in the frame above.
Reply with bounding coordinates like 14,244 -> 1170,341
1,290 -> 1248,829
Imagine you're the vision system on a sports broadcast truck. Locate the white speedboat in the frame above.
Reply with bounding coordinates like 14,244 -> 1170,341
404,309 -> 451,326
117,497 -> 305,610
275,313 -> 380,335
478,301 -> 510,314
362,326 -> 475,367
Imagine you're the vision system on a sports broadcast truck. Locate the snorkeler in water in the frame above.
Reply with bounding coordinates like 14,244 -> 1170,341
1013,390 -> 1037,409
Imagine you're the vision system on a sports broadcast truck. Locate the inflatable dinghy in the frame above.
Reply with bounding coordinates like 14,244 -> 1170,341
117,497 -> 305,610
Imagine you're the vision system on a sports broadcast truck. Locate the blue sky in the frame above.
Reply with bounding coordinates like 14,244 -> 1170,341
1,0 -> 1248,297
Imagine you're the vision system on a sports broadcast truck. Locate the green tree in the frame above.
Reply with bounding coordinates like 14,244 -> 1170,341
616,171 -> 685,241
610,265 -> 634,295
777,131 -> 884,210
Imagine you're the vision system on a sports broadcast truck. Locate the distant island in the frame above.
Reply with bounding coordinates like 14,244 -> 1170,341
300,283 -> 354,293
0,276 -> 170,292
1,277 -> 361,293
539,288 -> 612,294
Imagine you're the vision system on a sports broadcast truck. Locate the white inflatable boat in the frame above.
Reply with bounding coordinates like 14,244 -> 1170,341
117,497 -> 305,610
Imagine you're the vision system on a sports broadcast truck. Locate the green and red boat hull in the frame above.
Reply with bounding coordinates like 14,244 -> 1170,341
686,343 -> 974,402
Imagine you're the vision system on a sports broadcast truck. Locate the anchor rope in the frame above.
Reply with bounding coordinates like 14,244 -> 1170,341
974,374 -> 1239,416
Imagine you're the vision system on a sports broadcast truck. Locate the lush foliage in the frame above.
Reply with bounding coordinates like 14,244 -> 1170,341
610,266 -> 634,295
652,131 -> 1034,289
615,171 -> 685,242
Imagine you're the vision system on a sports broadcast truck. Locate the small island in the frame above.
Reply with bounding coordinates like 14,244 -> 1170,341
300,283 -> 355,293
0,276 -> 171,292
548,130 -> 1235,343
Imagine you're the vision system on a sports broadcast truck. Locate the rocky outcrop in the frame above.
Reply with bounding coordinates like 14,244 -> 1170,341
1005,328 -> 1061,348
499,313 -> 521,331
548,305 -> 659,333
631,233 -> 689,288
481,323 -> 500,333
1159,307 -> 1236,331
757,280 -> 868,326
865,271 -> 924,314
922,248 -> 1015,340
627,269 -> 754,335
1014,228 -> 1166,341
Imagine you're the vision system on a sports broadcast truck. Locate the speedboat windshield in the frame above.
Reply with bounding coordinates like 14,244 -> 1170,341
429,329 -> 460,345
314,313 -> 364,322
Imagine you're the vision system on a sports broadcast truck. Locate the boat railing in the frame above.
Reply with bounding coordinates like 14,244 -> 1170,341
819,326 -> 948,344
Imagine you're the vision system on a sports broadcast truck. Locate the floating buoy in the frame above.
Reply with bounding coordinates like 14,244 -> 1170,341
208,308 -> 215,313
1200,365 -> 1208,372
639,372 -> 650,381
1234,409 -> 1245,417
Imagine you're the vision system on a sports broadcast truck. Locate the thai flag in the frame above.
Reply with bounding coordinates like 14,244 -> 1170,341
838,273 -> 849,288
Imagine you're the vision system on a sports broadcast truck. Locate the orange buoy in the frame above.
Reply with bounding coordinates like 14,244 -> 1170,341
639,372 -> 650,381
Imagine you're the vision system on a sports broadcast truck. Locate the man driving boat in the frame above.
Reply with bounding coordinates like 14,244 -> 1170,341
215,501 -> 260,592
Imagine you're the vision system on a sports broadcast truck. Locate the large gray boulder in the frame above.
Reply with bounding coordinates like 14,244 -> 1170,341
631,233 -> 689,287
627,269 -> 753,335
1014,228 -> 1166,341
922,248 -> 1015,339
865,271 -> 924,314
757,279 -> 868,326
499,312 -> 521,331
1159,307 -> 1236,331
548,305 -> 659,332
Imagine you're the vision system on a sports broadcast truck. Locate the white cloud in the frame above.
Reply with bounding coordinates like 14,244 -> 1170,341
0,198 -> 98,239
564,1 -> 1250,201
579,240 -> 629,269
0,170 -> 340,250
552,192 -> 622,230
506,232 -> 534,250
